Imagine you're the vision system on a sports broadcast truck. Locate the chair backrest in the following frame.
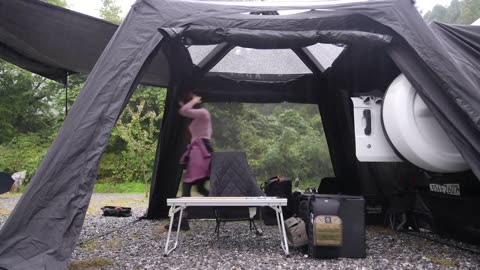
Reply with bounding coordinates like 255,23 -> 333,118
209,151 -> 264,197
186,152 -> 264,219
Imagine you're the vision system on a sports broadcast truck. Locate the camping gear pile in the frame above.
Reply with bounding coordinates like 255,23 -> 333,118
262,177 -> 366,259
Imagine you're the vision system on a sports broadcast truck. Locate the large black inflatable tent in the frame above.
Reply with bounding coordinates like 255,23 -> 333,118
0,0 -> 480,268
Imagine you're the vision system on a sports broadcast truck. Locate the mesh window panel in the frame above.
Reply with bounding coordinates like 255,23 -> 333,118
188,45 -> 217,65
211,47 -> 312,74
306,43 -> 344,69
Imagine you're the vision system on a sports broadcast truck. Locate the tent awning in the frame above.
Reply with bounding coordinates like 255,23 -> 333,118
0,0 -> 169,85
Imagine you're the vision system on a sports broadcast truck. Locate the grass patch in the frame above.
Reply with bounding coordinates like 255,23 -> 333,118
9,177 -> 323,195
0,184 -> 27,195
151,224 -> 167,234
70,258 -> 113,270
0,208 -> 11,216
8,176 -> 323,195
427,255 -> 458,267
4,182 -> 147,194
94,182 -> 145,193
150,224 -> 168,240
105,239 -> 122,249
369,226 -> 394,235
78,239 -> 99,254
131,233 -> 142,239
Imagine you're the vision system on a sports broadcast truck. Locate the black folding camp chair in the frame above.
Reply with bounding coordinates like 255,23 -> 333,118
209,152 -> 265,237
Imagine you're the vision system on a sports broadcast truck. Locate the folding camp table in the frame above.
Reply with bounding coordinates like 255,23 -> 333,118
164,197 -> 289,256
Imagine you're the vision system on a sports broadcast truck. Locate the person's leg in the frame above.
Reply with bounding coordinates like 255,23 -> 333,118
182,182 -> 192,197
196,179 -> 209,197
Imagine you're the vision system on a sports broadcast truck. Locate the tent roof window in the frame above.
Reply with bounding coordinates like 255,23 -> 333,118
188,43 -> 344,76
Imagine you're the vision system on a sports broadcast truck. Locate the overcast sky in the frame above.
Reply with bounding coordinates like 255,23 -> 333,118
68,0 -> 452,19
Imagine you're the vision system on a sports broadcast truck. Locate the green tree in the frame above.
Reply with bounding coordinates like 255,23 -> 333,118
258,109 -> 332,181
207,103 -> 248,150
424,5 -> 449,23
112,100 -> 161,197
0,133 -> 53,181
208,102 -> 333,183
45,0 -> 67,8
446,0 -> 462,22
458,0 -> 480,24
0,60 -> 56,144
100,0 -> 123,24
98,86 -> 165,182
424,0 -> 480,24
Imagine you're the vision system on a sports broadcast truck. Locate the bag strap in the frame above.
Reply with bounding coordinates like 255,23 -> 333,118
260,176 -> 279,190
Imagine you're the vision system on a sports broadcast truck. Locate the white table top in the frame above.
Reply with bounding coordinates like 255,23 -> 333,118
167,196 -> 287,207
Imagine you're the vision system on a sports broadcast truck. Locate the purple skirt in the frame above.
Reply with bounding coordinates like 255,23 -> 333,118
180,138 -> 212,183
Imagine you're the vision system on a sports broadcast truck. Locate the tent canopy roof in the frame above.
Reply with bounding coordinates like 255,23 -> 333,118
0,0 -> 390,86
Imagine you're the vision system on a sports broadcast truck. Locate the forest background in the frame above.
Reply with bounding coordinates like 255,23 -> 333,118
1,0 -> 479,193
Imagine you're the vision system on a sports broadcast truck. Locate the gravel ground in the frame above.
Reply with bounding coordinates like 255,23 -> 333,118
1,193 -> 479,269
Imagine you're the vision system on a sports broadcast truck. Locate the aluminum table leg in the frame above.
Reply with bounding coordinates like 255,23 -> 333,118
164,205 -> 185,256
271,205 -> 290,256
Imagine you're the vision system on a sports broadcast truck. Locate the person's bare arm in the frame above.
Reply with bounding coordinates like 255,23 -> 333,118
179,96 -> 207,118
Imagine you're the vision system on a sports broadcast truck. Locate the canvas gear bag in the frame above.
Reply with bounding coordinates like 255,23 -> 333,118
312,215 -> 343,246
306,195 -> 343,258
284,217 -> 308,247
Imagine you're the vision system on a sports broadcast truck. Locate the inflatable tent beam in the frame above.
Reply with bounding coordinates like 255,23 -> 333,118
147,86 -> 188,219
197,42 -> 235,74
197,74 -> 316,104
292,47 -> 325,74
147,33 -> 194,219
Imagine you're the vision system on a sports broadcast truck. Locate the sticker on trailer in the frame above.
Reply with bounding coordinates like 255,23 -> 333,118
429,183 -> 460,196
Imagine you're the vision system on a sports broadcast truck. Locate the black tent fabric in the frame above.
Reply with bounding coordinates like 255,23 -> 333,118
430,22 -> 480,74
1,0 -> 480,268
0,0 -> 169,85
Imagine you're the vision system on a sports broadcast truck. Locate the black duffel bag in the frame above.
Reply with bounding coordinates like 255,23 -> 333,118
101,206 -> 132,217
262,176 -> 293,225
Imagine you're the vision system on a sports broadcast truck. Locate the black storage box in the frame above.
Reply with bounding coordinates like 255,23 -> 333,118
299,194 -> 366,258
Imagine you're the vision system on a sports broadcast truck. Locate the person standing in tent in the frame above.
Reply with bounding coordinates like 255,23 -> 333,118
165,93 -> 213,231
178,93 -> 213,197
